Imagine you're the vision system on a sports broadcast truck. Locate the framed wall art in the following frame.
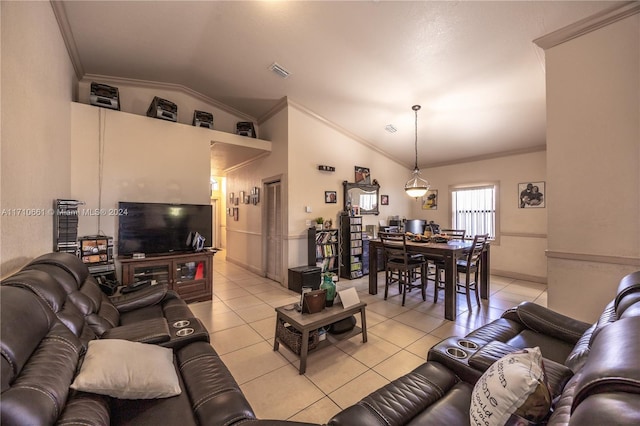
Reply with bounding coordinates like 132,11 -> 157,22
325,191 -> 337,203
421,190 -> 438,210
518,181 -> 545,208
354,166 -> 371,184
380,195 -> 389,205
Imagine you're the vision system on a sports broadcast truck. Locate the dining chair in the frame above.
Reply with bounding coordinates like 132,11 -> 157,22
433,234 -> 488,312
439,229 -> 466,240
430,229 -> 466,296
379,232 -> 427,306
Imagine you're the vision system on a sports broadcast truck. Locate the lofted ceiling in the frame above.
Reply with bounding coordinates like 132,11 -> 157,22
56,1 -> 620,170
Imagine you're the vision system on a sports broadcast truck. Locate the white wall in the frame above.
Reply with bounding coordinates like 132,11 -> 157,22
410,151 -> 548,282
77,78 -> 251,136
225,104 -> 289,276
287,104 -> 414,269
545,12 -> 640,322
1,2 -> 77,276
70,103 -> 212,245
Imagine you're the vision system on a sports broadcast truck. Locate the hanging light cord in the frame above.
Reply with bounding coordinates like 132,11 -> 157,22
412,105 -> 421,171
413,106 -> 419,170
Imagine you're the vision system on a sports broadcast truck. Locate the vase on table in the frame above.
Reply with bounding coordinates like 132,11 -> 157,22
321,273 -> 336,307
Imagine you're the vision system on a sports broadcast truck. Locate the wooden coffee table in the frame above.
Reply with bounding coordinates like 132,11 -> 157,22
274,301 -> 367,374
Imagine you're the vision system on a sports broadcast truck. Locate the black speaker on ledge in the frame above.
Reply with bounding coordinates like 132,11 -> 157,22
147,96 -> 177,122
236,121 -> 256,138
90,82 -> 120,110
193,110 -> 214,129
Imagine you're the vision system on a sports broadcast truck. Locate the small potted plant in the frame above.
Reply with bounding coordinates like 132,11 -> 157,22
315,217 -> 324,230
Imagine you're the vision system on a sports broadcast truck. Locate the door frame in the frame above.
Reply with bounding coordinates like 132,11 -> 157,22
262,174 -> 287,286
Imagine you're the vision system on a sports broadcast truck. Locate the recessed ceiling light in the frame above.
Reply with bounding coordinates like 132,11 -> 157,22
385,124 -> 397,133
269,62 -> 291,79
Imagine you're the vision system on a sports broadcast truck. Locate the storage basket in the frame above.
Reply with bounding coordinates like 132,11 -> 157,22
276,318 -> 319,355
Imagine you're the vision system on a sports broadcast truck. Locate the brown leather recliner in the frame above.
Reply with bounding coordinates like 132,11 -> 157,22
329,271 -> 640,426
1,268 -> 320,426
18,252 -> 200,346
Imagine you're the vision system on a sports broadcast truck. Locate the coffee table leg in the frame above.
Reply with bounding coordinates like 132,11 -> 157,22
360,307 -> 368,343
299,329 -> 310,374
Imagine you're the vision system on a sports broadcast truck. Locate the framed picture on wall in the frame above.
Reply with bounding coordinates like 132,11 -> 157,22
421,190 -> 438,210
233,207 -> 239,221
325,191 -> 337,203
518,181 -> 545,208
354,166 -> 371,184
380,195 -> 389,205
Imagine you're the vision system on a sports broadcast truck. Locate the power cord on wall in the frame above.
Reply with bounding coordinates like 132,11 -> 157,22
97,108 -> 106,236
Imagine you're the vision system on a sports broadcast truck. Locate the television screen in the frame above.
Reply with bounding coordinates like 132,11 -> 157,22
117,202 -> 212,257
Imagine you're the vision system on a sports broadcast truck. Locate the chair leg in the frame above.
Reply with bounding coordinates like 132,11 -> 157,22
465,271 -> 472,312
474,269 -> 481,305
384,267 -> 390,300
420,264 -> 427,301
401,270 -> 407,307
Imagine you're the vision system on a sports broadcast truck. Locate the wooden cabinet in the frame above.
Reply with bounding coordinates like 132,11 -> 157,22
308,228 -> 339,276
120,251 -> 214,303
340,215 -> 363,279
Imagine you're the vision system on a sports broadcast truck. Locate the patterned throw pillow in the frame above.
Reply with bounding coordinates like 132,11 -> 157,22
470,347 -> 551,426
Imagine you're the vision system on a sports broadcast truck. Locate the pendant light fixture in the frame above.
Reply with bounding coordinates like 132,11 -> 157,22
404,105 -> 430,198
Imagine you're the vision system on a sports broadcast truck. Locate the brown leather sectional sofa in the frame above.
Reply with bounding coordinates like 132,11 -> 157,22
329,271 -> 640,425
0,253 -> 315,426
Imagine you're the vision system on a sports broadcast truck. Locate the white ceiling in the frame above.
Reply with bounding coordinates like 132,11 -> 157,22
57,1 -> 619,169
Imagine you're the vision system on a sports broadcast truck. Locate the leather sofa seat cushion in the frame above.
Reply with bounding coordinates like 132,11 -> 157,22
110,370 -> 198,426
329,362 -> 462,426
506,330 -> 575,365
406,382 -> 473,425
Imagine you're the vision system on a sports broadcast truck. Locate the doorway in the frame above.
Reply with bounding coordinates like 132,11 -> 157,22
210,198 -> 219,249
265,180 -> 282,283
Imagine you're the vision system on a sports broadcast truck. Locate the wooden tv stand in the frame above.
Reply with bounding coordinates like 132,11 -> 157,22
120,251 -> 215,303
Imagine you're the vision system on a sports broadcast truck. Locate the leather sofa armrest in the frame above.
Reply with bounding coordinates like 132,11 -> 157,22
468,340 -> 518,371
502,302 -> 591,345
109,284 -> 169,313
101,318 -> 170,344
469,341 -> 573,399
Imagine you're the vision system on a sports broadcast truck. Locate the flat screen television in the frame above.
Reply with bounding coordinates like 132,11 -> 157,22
117,201 -> 212,257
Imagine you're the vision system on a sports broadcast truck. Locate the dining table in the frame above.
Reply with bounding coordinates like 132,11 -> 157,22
367,238 -> 490,320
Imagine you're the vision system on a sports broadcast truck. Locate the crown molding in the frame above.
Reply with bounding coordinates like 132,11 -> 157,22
534,1 -> 640,50
257,97 -> 289,125
50,0 -> 84,78
80,74 -> 256,122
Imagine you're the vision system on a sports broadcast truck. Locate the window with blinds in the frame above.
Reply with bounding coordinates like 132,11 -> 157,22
451,185 -> 496,239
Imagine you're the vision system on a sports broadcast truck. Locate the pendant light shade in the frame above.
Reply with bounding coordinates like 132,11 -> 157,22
404,105 -> 430,198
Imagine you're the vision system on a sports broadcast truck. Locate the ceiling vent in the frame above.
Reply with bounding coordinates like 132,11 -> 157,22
269,62 -> 291,79
385,124 -> 397,133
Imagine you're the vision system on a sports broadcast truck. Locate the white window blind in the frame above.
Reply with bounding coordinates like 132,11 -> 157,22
451,185 -> 496,239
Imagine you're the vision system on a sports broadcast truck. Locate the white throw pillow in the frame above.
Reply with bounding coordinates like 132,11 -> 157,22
71,339 -> 181,399
469,347 -> 550,426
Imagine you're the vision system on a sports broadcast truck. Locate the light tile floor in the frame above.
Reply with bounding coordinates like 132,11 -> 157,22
190,254 -> 547,424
